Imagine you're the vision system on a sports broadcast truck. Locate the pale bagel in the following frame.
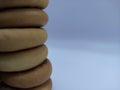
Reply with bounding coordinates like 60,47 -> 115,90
0,8 -> 48,28
0,0 -> 49,9
0,79 -> 52,90
0,28 -> 48,52
2,60 -> 52,89
0,45 -> 48,72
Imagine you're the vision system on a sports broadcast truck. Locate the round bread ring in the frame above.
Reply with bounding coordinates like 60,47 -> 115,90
0,28 -> 48,52
0,79 -> 52,90
0,0 -> 49,9
0,8 -> 48,28
2,60 -> 52,89
0,45 -> 48,72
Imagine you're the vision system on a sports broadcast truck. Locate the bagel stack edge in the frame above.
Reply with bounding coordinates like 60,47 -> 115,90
0,0 -> 52,90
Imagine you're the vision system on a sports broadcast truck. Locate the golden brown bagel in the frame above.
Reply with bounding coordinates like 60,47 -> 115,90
0,8 -> 48,28
0,0 -> 49,9
2,60 -> 52,89
0,79 -> 52,90
0,45 -> 48,72
0,28 -> 48,52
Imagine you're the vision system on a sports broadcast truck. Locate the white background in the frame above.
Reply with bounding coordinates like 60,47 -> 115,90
45,0 -> 120,90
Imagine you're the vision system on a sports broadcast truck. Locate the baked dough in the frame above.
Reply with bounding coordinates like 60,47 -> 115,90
0,79 -> 52,90
0,45 -> 48,72
0,8 -> 48,28
0,0 -> 49,9
2,60 -> 52,89
0,28 -> 47,52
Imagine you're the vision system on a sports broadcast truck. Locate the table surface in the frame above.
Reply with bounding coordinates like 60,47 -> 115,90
47,40 -> 120,90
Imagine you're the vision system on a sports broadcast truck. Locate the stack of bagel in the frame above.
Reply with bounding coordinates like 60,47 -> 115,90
0,0 -> 52,90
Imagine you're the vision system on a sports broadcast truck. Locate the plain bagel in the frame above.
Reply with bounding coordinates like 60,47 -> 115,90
0,45 -> 48,72
0,28 -> 48,52
2,60 -> 52,89
0,0 -> 49,9
0,8 -> 48,28
0,79 -> 52,90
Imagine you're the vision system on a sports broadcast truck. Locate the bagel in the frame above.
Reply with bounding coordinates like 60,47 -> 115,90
0,28 -> 48,52
0,79 -> 52,90
0,0 -> 49,9
2,60 -> 52,89
0,8 -> 48,28
0,45 -> 48,72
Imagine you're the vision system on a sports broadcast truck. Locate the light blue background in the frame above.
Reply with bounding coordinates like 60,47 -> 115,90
45,0 -> 120,90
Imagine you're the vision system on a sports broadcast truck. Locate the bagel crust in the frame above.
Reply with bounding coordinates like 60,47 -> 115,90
2,60 -> 52,89
0,79 -> 52,90
0,28 -> 48,52
0,8 -> 48,28
0,45 -> 48,72
0,0 -> 49,9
